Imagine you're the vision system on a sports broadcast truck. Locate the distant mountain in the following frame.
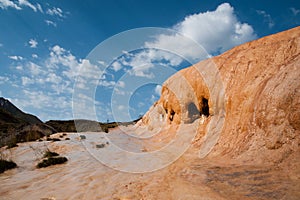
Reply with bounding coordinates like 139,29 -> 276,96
0,97 -> 56,147
0,97 -> 42,124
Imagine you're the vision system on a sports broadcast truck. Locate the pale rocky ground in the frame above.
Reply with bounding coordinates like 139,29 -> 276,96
0,27 -> 299,200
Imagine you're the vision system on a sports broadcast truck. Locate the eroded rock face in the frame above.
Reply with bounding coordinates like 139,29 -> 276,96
141,26 -> 300,165
142,63 -> 212,126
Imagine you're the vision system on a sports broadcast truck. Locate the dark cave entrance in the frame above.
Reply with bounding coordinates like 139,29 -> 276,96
187,97 -> 209,123
201,97 -> 209,117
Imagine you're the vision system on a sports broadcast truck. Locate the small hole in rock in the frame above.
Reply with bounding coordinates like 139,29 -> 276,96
201,98 -> 209,117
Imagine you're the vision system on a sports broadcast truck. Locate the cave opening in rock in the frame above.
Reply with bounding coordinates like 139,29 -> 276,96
169,109 -> 175,121
201,97 -> 209,117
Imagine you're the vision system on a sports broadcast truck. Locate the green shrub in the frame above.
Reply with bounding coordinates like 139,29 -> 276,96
37,157 -> 68,168
0,159 -> 17,173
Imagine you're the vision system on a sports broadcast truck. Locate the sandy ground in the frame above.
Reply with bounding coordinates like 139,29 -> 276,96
1,123 -> 299,200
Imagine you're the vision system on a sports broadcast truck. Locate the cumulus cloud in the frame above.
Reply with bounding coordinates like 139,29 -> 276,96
151,3 -> 256,56
21,76 -> 34,86
121,3 -> 256,79
5,44 -> 102,120
115,49 -> 181,78
15,65 -> 23,70
111,61 -> 122,72
28,39 -> 38,48
32,54 -> 38,58
0,0 -> 21,10
256,10 -> 275,28
8,55 -> 23,61
154,85 -> 162,96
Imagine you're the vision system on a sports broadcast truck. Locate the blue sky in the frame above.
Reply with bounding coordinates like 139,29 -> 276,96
0,0 -> 299,122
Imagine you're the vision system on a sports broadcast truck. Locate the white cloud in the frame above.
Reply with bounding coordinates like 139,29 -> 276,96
45,20 -> 57,27
290,7 -> 300,16
154,85 -> 162,96
121,3 -> 256,79
111,61 -> 122,71
0,0 -> 44,12
0,0 -> 21,10
32,54 -> 38,58
16,65 -> 23,70
36,3 -> 42,13
8,55 -> 23,61
18,0 -> 36,12
21,76 -> 34,86
118,105 -> 125,111
28,62 -> 43,76
28,39 -> 38,48
256,10 -> 274,28
98,80 -> 116,88
2,44 -> 105,121
150,3 -> 256,56
117,49 -> 179,78
0,43 -> 3,47
0,76 -> 9,84
46,7 -> 64,17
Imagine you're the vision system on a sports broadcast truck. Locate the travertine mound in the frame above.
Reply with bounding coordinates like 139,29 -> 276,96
141,26 -> 300,165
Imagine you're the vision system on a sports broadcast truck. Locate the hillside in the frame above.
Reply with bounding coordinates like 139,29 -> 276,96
0,98 -> 56,147
0,97 -> 42,124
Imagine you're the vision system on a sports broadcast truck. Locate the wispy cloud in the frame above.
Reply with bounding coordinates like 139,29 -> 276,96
45,19 -> 57,27
0,0 -> 44,13
18,0 -> 37,12
0,76 -> 9,84
0,0 -> 67,21
0,0 -> 21,10
256,10 -> 275,28
28,38 -> 38,48
46,7 -> 64,18
290,7 -> 300,16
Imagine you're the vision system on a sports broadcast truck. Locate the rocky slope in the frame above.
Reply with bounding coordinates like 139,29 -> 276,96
0,97 -> 42,124
0,98 -> 56,147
